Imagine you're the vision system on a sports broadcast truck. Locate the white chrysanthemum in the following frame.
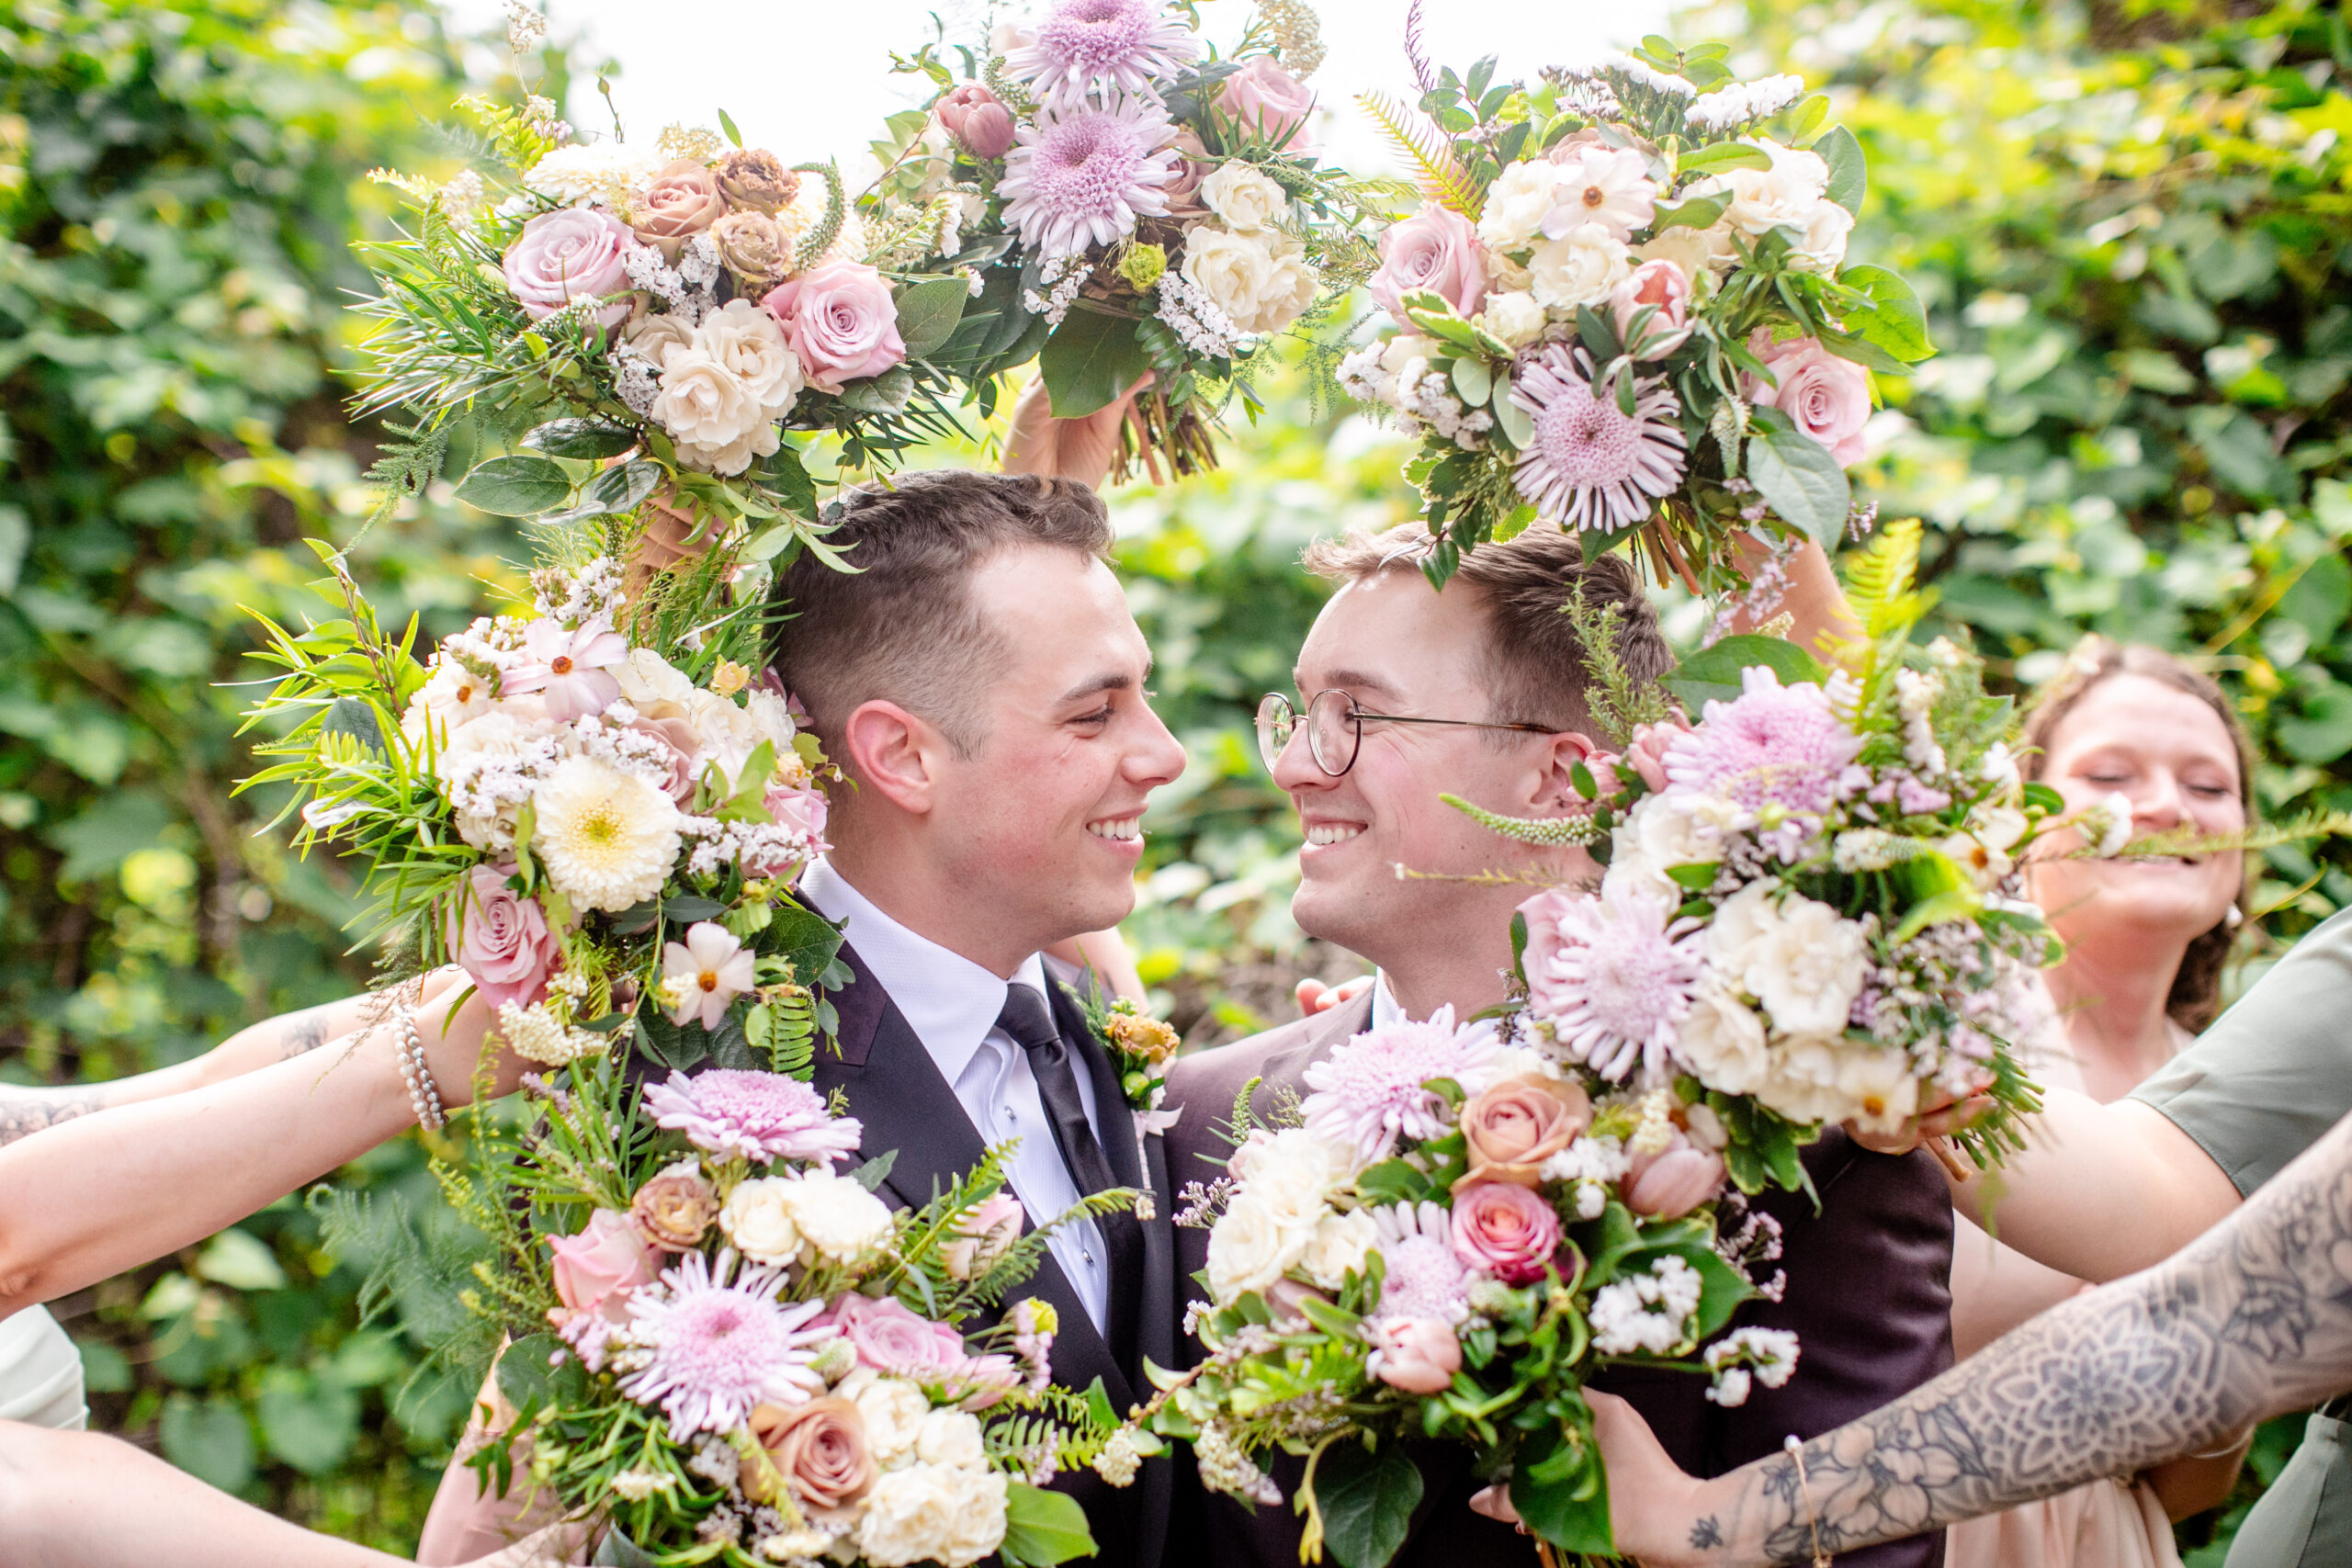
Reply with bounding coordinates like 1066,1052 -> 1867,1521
522,141 -> 664,209
530,755 -> 684,911
998,93 -> 1179,257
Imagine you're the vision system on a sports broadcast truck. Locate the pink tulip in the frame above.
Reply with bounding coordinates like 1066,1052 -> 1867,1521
1367,1315 -> 1461,1393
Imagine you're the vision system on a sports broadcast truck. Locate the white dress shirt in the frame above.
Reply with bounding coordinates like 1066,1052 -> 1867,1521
1370,971 -> 1499,1048
800,859 -> 1112,1334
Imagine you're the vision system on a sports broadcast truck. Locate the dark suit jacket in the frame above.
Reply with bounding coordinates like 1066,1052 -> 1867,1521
1163,993 -> 1953,1568
804,942 -> 1180,1568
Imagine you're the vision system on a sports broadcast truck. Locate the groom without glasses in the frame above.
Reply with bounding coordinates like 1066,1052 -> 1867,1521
1164,527 -> 1956,1568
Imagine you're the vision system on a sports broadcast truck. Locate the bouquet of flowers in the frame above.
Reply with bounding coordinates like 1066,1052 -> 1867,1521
244,527 -> 845,1080
452,1037 -> 1137,1563
878,0 -> 1387,477
357,51 -> 997,562
1338,31 -> 1936,588
1149,1016 -> 1781,1566
1133,525 -> 2074,1564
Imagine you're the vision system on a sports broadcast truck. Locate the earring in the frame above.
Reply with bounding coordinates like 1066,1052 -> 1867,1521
2225,903 -> 2244,931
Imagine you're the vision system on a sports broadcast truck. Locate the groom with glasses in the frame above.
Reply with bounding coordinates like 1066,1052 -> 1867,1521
1163,526 -> 1961,1568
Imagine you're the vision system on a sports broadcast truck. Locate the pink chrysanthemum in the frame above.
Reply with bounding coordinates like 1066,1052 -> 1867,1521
1508,345 -> 1688,532
1521,880 -> 1703,1084
1664,666 -> 1867,858
1008,0 -> 1198,108
998,94 -> 1178,258
1367,1201 -> 1473,1325
619,1251 -> 830,1438
642,1068 -> 863,1168
1299,1009 -> 1500,1168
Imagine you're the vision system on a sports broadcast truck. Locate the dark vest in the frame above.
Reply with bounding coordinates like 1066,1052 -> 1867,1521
1161,992 -> 1954,1568
806,941 -> 1181,1568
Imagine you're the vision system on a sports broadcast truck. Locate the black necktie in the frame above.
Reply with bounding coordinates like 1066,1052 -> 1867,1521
996,983 -> 1141,1357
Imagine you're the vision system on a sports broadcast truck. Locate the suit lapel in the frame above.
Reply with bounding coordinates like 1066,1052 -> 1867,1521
1255,988 -> 1374,1115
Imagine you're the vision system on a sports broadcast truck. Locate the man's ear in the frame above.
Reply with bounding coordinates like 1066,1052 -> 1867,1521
1527,729 -> 1600,813
841,699 -> 947,817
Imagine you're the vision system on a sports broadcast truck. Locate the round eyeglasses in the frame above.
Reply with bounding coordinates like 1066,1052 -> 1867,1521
1255,690 -> 1558,778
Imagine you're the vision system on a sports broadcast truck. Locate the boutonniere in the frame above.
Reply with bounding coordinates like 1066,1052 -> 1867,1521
1064,985 -> 1182,1114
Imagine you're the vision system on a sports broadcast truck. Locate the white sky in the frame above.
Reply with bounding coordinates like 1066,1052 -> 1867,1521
442,0 -> 1674,181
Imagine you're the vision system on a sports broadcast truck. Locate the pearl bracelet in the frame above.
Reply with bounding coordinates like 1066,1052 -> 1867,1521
395,1005 -> 447,1132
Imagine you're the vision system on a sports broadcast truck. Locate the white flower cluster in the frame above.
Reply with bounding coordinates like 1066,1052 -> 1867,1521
1021,254 -> 1093,327
1540,1133 -> 1631,1219
1588,1254 -> 1705,1356
1702,1325 -> 1801,1407
1339,335 -> 1491,447
1893,667 -> 1949,774
1195,1423 -> 1283,1506
1157,260 -> 1248,357
1682,73 -> 1807,136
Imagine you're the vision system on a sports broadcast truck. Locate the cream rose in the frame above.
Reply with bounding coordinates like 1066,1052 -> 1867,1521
1199,163 -> 1287,233
1250,233 -> 1317,334
1476,160 -> 1564,252
695,299 -> 803,415
649,347 -> 778,478
612,647 -> 697,720
1478,289 -> 1548,350
1528,225 -> 1631,310
768,1169 -> 895,1266
621,311 -> 695,370
1205,1190 -> 1311,1304
1708,883 -> 1870,1039
718,1174 -> 807,1266
1181,227 -> 1273,333
847,1371 -> 933,1469
914,1408 -> 989,1472
1637,222 -> 1739,278
1673,976 -> 1771,1094
1835,1048 -> 1921,1135
1754,1035 -> 1859,1124
1298,1208 -> 1377,1291
858,1464 -> 1010,1568
1785,198 -> 1853,274
1698,137 -> 1830,240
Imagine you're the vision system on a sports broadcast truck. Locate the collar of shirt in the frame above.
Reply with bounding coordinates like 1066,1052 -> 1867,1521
1370,971 -> 1498,1046
798,858 -> 1049,1075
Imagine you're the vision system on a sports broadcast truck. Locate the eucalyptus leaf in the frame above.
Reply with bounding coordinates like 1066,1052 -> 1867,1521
1451,355 -> 1494,407
1838,264 -> 1936,363
1816,124 -> 1867,213
893,275 -> 972,360
1038,309 -> 1153,417
453,455 -> 571,516
1746,423 -> 1852,550
837,365 -> 916,414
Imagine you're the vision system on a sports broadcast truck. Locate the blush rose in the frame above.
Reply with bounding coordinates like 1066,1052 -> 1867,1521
1743,332 -> 1872,465
1456,1077 -> 1590,1188
750,1395 -> 875,1510
828,1292 -> 969,1376
447,863 -> 560,1009
762,263 -> 907,394
548,1209 -> 657,1320
1368,204 -> 1487,328
631,159 -> 728,261
503,208 -> 636,328
1450,1179 -> 1564,1285
1215,57 -> 1317,151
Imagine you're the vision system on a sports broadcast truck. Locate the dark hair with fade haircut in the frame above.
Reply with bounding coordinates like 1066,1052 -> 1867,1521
1299,528 -> 1672,744
767,469 -> 1114,760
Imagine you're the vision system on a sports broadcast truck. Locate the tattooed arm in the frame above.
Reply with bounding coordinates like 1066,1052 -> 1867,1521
0,983 -> 440,1148
1592,1104 -> 2352,1567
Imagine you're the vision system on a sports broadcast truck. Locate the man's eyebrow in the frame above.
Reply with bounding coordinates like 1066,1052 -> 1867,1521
1058,668 -> 1140,704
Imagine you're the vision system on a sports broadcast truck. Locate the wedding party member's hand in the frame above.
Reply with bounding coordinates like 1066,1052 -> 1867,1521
1727,531 -> 1864,656
1295,974 -> 1374,1017
458,1521 -> 598,1568
1587,1390 -> 1720,1566
1002,371 -> 1155,491
1846,1083 -> 1996,1156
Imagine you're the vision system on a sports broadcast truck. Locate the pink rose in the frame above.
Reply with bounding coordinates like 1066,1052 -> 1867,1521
1743,332 -> 1872,465
1159,129 -> 1215,212
631,159 -> 728,262
1515,886 -> 1582,1010
1457,1077 -> 1590,1189
762,263 -> 907,394
826,1292 -> 968,1375
1450,1179 -> 1564,1285
1215,57 -> 1317,152
447,863 -> 560,1010
548,1209 -> 658,1321
1368,204 -> 1487,329
1611,258 -> 1693,360
632,715 -> 704,803
1624,1138 -> 1727,1220
938,85 -> 1015,161
943,1192 -> 1024,1280
750,1396 -> 874,1510
503,207 -> 637,328
1367,1315 -> 1461,1393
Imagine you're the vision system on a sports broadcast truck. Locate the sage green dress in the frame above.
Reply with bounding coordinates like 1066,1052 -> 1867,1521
2132,906 -> 2352,1568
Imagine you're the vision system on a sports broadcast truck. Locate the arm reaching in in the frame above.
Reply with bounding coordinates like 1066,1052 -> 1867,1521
1591,1102 -> 2352,1567
1001,372 -> 1154,491
0,986 -> 435,1148
0,1420 -> 588,1568
0,970 -> 525,1318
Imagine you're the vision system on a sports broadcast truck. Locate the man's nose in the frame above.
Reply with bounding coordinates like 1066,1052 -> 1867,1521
1125,697 -> 1189,789
1269,722 -> 1330,794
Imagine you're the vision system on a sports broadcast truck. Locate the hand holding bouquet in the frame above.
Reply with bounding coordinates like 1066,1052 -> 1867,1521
1340,32 -> 1936,589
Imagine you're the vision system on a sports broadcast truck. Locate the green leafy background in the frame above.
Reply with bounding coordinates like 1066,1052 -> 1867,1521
0,0 -> 2342,1551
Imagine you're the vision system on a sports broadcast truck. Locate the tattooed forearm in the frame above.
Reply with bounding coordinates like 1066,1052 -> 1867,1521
0,1086 -> 116,1147
1689,1109 -> 2352,1566
275,1008 -> 334,1060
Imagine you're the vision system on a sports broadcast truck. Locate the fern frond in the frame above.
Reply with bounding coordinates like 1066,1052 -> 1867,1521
1844,516 -> 1926,641
1442,794 -> 1610,845
1356,91 -> 1482,219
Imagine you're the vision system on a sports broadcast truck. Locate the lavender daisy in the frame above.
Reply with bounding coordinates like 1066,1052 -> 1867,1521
1366,1201 -> 1474,1325
641,1068 -> 863,1168
619,1250 -> 830,1438
1508,344 -> 1688,532
1299,1010 -> 1501,1168
998,93 -> 1179,258
1007,0 -> 1198,109
1521,879 -> 1704,1084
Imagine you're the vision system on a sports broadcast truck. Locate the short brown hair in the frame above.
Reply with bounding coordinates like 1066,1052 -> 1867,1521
1300,529 -> 1671,743
2021,637 -> 2256,1032
768,470 -> 1113,758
